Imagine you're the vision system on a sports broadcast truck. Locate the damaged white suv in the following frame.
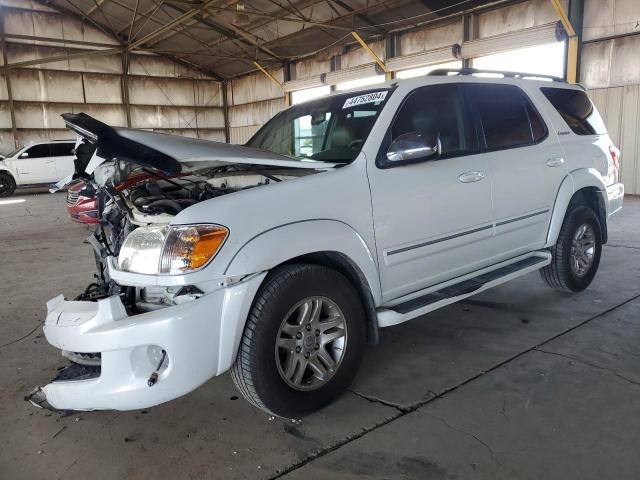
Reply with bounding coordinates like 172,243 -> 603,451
28,69 -> 624,417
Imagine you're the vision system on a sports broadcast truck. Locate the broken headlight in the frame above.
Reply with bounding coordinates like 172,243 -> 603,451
118,224 -> 228,275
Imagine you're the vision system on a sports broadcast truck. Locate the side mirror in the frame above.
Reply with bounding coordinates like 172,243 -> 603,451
19,152 -> 29,158
386,132 -> 441,165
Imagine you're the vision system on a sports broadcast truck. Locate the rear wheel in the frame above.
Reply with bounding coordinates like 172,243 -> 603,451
0,172 -> 16,197
231,264 -> 366,417
540,205 -> 602,292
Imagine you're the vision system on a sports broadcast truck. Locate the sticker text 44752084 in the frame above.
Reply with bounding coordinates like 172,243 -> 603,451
343,91 -> 388,109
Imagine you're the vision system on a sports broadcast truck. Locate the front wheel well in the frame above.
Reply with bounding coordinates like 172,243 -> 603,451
568,187 -> 608,244
277,252 -> 379,345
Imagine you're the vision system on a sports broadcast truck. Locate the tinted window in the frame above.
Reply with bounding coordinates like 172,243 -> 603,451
49,142 -> 75,156
391,84 -> 478,157
541,87 -> 607,135
467,84 -> 544,150
23,144 -> 51,158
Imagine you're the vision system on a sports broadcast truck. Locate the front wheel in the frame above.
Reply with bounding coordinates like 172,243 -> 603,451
540,205 -> 602,292
0,172 -> 16,197
231,264 -> 366,417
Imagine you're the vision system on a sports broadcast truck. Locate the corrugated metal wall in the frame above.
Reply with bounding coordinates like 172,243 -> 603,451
582,0 -> 640,194
228,67 -> 286,145
0,0 -> 225,154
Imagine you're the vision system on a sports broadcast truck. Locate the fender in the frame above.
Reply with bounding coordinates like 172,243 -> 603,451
546,168 -> 607,247
223,219 -> 382,305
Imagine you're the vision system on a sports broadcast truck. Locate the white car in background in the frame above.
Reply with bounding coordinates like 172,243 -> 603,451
0,140 -> 76,196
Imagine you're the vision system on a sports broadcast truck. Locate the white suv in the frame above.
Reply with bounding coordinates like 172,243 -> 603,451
0,140 -> 76,196
28,69 -> 624,418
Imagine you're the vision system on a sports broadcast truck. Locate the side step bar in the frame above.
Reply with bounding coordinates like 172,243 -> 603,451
377,251 -> 551,327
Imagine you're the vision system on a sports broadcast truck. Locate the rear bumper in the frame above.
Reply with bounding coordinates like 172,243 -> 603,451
607,182 -> 624,217
34,272 -> 266,411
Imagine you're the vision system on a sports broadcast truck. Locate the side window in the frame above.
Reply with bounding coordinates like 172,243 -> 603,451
466,84 -> 546,150
22,144 -> 51,158
541,87 -> 607,135
49,143 -> 75,156
391,84 -> 478,158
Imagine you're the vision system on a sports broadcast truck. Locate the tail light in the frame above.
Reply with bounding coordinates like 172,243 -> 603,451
609,145 -> 620,171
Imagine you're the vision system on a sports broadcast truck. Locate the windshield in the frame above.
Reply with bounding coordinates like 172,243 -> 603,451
246,88 -> 392,163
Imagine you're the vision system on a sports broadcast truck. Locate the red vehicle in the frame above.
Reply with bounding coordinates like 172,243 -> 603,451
66,172 -> 185,224
66,180 -> 99,224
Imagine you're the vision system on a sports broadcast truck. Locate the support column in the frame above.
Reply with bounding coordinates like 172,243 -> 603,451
568,0 -> 584,83
121,50 -> 132,127
0,9 -> 18,148
385,33 -> 398,81
283,61 -> 292,107
462,14 -> 477,69
222,80 -> 230,144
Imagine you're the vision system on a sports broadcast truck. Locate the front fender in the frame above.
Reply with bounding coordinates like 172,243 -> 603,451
223,219 -> 382,305
546,168 -> 607,247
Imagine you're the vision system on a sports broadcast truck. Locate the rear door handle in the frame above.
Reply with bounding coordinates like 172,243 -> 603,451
458,171 -> 486,183
546,157 -> 565,167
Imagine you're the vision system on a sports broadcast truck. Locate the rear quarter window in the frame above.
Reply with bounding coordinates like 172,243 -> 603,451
541,87 -> 607,135
466,84 -> 547,150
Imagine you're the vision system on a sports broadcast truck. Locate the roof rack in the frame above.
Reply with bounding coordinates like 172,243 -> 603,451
428,68 -> 565,83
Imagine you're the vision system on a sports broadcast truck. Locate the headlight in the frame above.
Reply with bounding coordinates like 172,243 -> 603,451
118,224 -> 228,275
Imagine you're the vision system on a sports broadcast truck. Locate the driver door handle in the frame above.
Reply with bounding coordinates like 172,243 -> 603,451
458,171 -> 486,183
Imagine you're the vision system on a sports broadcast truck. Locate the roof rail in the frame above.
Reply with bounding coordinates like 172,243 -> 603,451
428,68 -> 565,83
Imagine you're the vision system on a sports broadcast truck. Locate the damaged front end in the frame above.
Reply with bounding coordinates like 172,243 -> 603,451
28,113 -> 322,412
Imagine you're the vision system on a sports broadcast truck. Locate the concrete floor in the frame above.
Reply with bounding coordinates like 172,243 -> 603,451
1,191 -> 639,480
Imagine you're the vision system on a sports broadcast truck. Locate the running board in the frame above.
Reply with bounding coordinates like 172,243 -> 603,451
377,251 -> 551,328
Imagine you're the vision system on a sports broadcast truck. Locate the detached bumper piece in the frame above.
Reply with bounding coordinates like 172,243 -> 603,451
25,363 -> 101,413
28,273 -> 266,412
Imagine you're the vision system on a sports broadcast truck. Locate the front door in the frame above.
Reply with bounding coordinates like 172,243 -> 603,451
367,83 -> 495,302
12,144 -> 57,184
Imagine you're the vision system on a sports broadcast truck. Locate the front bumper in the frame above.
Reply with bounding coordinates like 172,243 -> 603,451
32,272 -> 266,411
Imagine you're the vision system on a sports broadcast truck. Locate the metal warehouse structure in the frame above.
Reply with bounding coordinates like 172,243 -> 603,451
0,0 -> 638,193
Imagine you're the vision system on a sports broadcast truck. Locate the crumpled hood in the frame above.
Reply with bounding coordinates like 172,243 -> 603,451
62,112 -> 334,175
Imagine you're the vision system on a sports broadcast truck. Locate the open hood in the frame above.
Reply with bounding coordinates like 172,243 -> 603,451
61,113 -> 336,175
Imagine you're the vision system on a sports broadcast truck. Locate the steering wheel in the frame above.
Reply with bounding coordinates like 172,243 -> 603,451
348,139 -> 363,150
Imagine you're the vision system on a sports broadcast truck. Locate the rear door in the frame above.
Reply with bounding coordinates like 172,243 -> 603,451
464,83 -> 567,260
12,144 -> 58,184
368,83 -> 495,302
49,142 -> 76,179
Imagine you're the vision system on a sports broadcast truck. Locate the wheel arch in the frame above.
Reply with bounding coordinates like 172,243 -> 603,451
547,169 -> 608,247
223,219 -> 382,345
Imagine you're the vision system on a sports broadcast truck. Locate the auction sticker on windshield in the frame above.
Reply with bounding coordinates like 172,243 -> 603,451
343,91 -> 388,109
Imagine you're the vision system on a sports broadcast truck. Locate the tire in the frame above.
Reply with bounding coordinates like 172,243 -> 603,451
540,205 -> 602,292
0,172 -> 16,197
231,264 -> 366,417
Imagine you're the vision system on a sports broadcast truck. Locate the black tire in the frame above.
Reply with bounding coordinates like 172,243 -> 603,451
231,264 -> 366,417
540,205 -> 602,292
0,172 -> 16,197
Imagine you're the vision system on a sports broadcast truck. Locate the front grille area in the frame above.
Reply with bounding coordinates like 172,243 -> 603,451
66,190 -> 79,205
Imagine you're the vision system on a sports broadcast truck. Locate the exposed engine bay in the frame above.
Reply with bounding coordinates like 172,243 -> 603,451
72,140 -> 313,313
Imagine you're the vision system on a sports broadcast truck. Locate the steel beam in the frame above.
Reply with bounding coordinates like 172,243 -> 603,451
351,31 -> 387,73
121,51 -> 132,127
5,47 -> 122,70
